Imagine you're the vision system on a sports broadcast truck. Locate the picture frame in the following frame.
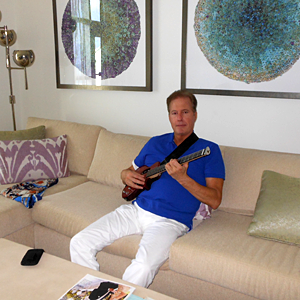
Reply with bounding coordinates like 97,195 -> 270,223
52,0 -> 152,91
181,0 -> 300,99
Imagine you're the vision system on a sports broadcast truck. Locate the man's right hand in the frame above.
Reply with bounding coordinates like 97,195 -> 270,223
121,166 -> 146,189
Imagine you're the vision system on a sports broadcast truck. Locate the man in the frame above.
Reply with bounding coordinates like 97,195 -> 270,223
70,90 -> 225,288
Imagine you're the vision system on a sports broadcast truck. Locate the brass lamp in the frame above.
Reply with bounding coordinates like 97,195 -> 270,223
13,50 -> 35,90
0,11 -> 35,131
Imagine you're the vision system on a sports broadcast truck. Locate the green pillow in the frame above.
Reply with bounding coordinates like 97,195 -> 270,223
247,170 -> 300,245
0,126 -> 46,141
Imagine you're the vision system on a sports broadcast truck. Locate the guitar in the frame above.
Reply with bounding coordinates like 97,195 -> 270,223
122,146 -> 211,201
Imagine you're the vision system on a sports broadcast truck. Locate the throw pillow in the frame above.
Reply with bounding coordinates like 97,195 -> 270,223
194,203 -> 212,220
0,135 -> 70,185
247,170 -> 300,245
0,126 -> 46,141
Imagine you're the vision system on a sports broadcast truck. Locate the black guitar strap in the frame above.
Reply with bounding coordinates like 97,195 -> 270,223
161,132 -> 199,165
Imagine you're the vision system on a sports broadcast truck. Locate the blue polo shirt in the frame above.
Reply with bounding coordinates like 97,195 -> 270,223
133,133 -> 225,229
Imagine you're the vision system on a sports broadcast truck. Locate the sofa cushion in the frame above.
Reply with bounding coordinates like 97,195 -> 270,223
170,210 -> 300,300
0,135 -> 70,184
0,196 -> 33,238
32,181 -> 125,237
26,117 -> 103,176
42,173 -> 89,196
219,146 -> 300,215
88,129 -> 149,189
248,170 -> 300,245
0,126 -> 45,141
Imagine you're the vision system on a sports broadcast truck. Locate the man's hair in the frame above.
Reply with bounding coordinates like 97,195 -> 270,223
166,90 -> 197,113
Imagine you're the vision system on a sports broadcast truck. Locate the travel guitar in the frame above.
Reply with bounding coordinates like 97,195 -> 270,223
122,146 -> 211,201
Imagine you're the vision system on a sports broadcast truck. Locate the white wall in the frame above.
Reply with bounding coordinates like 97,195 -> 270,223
0,1 -> 17,131
1,0 -> 300,154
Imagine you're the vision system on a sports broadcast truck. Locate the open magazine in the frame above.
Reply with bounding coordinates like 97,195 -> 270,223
58,274 -> 135,300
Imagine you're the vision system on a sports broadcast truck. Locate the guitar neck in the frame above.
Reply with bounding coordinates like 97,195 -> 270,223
146,146 -> 210,178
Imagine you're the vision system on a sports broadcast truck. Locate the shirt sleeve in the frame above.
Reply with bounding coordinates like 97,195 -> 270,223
133,138 -> 153,168
132,160 -> 139,170
205,143 -> 225,180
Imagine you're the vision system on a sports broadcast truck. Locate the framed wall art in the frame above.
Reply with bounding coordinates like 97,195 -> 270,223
181,0 -> 300,99
52,0 -> 152,91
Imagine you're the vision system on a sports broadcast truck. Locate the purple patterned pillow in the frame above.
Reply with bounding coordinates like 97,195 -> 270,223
0,135 -> 70,184
194,203 -> 212,220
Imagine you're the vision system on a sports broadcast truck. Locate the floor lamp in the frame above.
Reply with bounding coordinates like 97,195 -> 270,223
0,10 -> 35,131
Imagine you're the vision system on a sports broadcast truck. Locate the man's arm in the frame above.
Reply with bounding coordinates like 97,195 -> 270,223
165,159 -> 224,209
121,166 -> 146,190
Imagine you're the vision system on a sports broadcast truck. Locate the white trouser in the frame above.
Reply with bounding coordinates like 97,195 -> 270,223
70,202 -> 188,288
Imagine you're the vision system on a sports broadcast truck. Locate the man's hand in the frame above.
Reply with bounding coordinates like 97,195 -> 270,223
121,166 -> 146,190
165,159 -> 189,182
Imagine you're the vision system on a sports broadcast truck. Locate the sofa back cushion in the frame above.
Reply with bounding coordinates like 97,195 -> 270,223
88,129 -> 149,188
219,146 -> 300,215
27,117 -> 104,176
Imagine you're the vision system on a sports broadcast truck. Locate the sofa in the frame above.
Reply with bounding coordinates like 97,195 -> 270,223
1,117 -> 300,300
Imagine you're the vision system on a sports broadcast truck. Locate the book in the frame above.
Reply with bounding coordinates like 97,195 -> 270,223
128,295 -> 155,300
58,274 -> 135,300
127,296 -> 144,300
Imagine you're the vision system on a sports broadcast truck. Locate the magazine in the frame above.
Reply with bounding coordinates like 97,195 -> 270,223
58,274 -> 135,300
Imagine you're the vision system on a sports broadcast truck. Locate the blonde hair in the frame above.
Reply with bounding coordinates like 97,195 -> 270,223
166,90 -> 197,113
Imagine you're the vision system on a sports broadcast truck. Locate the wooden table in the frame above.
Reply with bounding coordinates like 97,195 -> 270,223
0,238 -> 177,300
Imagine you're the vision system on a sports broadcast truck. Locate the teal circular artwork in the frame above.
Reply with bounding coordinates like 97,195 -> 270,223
194,0 -> 300,83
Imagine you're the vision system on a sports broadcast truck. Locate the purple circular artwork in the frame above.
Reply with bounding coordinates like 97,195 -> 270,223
61,0 -> 141,80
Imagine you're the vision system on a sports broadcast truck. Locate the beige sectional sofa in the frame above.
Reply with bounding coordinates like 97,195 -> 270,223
1,117 -> 300,300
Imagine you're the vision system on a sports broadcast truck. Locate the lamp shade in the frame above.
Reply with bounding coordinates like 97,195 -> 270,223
13,50 -> 35,67
0,29 -> 17,47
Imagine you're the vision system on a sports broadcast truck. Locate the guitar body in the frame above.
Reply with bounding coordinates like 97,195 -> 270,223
122,162 -> 161,201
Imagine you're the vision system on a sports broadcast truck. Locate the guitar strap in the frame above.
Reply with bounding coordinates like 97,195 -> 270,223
161,132 -> 199,165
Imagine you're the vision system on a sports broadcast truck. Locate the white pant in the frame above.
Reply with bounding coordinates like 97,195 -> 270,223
70,202 -> 188,288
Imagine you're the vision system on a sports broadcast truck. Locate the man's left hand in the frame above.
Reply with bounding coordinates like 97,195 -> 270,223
165,159 -> 189,182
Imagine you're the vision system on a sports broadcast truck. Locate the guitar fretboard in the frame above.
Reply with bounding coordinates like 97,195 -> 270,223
146,147 -> 210,178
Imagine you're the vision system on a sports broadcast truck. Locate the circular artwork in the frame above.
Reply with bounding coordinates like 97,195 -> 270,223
61,0 -> 141,80
194,0 -> 300,83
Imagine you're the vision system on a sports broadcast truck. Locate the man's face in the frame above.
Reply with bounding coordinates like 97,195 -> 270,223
168,96 -> 197,139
